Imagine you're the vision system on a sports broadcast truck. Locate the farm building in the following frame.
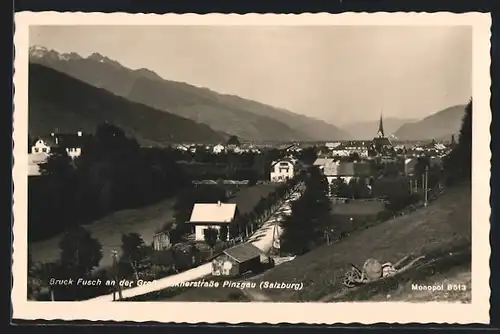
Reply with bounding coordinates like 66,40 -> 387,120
187,202 -> 239,241
152,231 -> 171,251
211,243 -> 268,277
150,243 -> 202,272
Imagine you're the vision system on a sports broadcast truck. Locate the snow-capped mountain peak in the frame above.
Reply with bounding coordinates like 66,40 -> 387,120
29,45 -> 83,61
29,45 -> 50,58
86,52 -> 122,67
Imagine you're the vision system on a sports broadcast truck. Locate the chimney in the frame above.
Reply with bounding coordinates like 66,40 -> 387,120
77,131 -> 82,137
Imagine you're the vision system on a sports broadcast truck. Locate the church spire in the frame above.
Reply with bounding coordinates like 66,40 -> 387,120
377,112 -> 385,138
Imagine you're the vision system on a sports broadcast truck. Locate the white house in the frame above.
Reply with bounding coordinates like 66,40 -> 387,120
213,144 -> 226,154
325,142 -> 342,150
61,131 -> 86,159
270,159 -> 295,182
284,143 -> 302,153
186,202 -> 238,241
176,144 -> 190,152
404,157 -> 418,176
31,137 -> 54,154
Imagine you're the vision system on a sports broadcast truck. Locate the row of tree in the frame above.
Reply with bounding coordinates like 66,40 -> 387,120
279,167 -> 331,255
165,174 -> 305,249
443,99 -> 472,185
28,226 -> 162,301
200,174 -> 306,257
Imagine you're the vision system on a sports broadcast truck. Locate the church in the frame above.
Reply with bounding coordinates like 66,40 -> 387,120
370,114 -> 393,156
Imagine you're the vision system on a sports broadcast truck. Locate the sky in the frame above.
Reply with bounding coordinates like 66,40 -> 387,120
30,25 -> 472,126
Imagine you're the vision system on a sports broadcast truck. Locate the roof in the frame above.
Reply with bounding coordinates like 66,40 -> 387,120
34,136 -> 57,147
373,137 -> 392,146
188,202 -> 237,223
353,162 -> 372,176
271,158 -> 296,167
223,243 -> 263,263
227,184 -> 276,215
313,158 -> 326,166
338,161 -> 355,176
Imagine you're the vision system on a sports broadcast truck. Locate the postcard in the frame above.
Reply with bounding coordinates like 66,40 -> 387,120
12,11 -> 491,324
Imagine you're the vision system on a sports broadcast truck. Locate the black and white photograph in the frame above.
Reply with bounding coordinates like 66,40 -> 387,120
12,12 -> 491,324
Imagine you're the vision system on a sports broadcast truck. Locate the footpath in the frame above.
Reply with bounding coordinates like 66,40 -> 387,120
81,183 -> 305,303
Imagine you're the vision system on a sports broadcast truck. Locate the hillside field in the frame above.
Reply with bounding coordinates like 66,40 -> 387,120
167,182 -> 471,302
29,197 -> 177,269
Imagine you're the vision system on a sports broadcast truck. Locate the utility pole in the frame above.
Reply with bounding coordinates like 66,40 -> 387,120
112,250 -> 123,301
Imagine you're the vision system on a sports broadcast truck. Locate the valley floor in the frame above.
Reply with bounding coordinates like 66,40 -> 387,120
29,197 -> 176,269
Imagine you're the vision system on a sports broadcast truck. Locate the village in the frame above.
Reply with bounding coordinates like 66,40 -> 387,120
27,115 -> 456,302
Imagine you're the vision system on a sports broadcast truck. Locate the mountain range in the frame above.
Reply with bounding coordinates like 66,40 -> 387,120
392,105 -> 467,141
29,45 -> 351,142
28,45 -> 468,144
28,63 -> 226,145
341,117 -> 418,140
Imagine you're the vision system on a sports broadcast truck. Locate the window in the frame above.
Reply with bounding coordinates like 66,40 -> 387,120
42,148 -> 47,153
33,148 -> 38,153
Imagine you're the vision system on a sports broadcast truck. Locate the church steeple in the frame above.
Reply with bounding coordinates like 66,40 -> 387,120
377,113 -> 385,138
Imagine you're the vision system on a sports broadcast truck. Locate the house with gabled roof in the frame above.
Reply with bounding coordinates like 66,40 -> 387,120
31,136 -> 56,155
211,242 -> 268,276
186,202 -> 239,241
269,158 -> 296,182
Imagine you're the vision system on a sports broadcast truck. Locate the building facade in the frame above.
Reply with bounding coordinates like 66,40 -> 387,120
269,159 -> 295,182
187,202 -> 238,241
211,243 -> 266,277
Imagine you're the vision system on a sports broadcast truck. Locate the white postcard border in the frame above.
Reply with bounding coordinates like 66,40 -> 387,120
12,12 -> 492,324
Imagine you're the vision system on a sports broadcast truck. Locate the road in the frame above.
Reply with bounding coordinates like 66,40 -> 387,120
81,183 -> 304,303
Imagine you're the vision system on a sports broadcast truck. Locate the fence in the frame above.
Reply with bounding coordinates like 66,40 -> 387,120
192,180 -> 250,185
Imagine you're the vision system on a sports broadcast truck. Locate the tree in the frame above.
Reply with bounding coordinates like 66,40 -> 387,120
280,168 -> 331,255
120,232 -> 146,279
121,232 -> 145,260
58,226 -> 103,277
354,177 -> 372,199
203,227 -> 219,257
227,135 -> 241,146
332,177 -> 352,198
444,99 -> 472,184
39,149 -> 74,177
298,147 -> 318,165
414,155 -> 430,178
219,225 -> 229,242
28,261 -> 60,301
349,152 -> 360,162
